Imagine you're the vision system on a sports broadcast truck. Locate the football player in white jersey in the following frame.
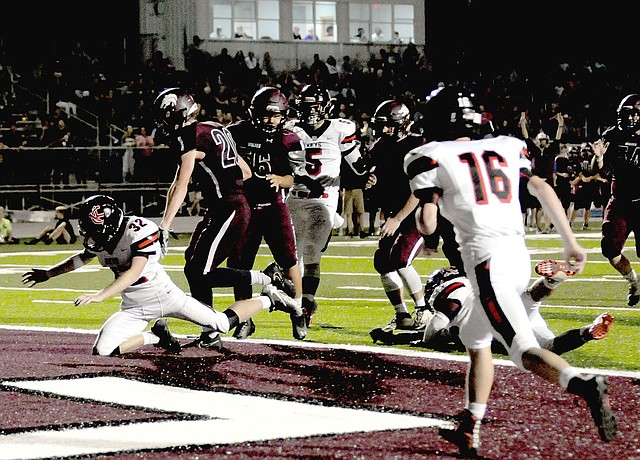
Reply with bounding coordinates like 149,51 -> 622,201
404,86 -> 616,456
21,195 -> 302,357
286,84 -> 374,325
371,263 -> 614,353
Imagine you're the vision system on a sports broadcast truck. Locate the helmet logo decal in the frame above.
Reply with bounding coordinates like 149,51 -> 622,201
160,93 -> 178,111
89,205 -> 105,225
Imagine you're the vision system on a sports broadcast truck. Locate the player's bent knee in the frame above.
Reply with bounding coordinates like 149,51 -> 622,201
373,251 -> 398,274
93,344 -> 119,356
381,271 -> 403,292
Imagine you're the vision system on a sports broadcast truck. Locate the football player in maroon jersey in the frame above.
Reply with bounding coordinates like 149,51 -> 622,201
594,93 -> 640,306
154,88 -> 304,349
226,87 -> 306,340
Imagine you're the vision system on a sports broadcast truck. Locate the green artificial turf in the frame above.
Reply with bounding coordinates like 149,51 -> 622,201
1,227 -> 638,371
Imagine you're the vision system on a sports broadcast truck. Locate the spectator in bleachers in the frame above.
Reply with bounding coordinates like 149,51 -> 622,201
0,26 -> 636,197
294,61 -> 312,85
243,51 -> 261,92
355,28 -> 367,42
371,27 -> 385,42
38,117 -> 72,184
184,35 -> 212,87
134,126 -> 155,182
553,143 -> 575,222
121,124 -> 136,183
0,122 -> 26,184
569,146 -> 599,230
213,27 -> 227,40
309,54 -> 329,85
304,28 -> 318,41
325,55 -> 339,90
261,51 -> 276,80
215,48 -> 235,85
234,26 -> 252,39
520,111 -> 565,233
272,69 -> 296,94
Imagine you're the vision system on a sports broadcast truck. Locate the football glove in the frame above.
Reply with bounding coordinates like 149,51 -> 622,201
159,228 -> 170,257
22,269 -> 50,287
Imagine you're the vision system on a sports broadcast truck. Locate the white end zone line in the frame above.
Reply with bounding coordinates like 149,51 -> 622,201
0,324 -> 638,379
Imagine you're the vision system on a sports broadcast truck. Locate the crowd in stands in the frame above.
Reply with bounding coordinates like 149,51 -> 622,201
0,36 -> 638,188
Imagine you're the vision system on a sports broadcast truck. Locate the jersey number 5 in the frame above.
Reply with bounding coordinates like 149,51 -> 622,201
459,151 -> 511,204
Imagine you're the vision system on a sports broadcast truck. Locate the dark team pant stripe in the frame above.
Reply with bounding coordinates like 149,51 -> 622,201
475,259 -> 516,347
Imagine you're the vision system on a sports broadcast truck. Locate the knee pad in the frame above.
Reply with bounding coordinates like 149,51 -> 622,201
381,271 -> 403,293
397,266 -> 422,294
601,238 -> 619,260
373,251 -> 391,274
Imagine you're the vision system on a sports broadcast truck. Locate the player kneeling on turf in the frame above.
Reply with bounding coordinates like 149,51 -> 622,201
22,195 -> 302,356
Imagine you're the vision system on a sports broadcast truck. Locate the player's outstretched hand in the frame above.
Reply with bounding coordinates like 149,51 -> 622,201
22,269 -> 50,287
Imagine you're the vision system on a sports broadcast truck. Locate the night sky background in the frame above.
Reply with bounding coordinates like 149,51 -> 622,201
0,1 -> 633,80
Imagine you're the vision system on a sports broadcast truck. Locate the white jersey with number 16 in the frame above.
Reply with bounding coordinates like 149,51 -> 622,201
404,135 -> 531,254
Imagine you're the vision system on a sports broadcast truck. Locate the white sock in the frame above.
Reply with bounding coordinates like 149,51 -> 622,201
468,402 -> 487,420
623,270 -> 638,284
142,331 -> 159,345
258,295 -> 271,310
559,366 -> 582,389
251,270 -> 272,285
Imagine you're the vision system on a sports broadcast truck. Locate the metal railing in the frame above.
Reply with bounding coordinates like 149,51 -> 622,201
0,145 -> 173,215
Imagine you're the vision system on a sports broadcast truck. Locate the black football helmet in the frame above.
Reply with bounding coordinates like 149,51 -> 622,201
424,266 -> 461,300
295,84 -> 334,126
78,195 -> 124,253
372,100 -> 412,139
419,86 -> 482,142
248,87 -> 289,135
616,93 -> 640,133
153,87 -> 199,135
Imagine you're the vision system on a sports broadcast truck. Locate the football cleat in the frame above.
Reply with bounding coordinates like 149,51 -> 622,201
262,284 -> 303,316
302,297 -> 318,327
290,312 -> 308,340
233,318 -> 256,340
182,331 -> 224,350
439,409 -> 481,458
382,312 -> 414,332
571,375 -> 618,442
263,262 -> 296,298
627,280 -> 640,306
151,319 -> 182,354
587,312 -> 614,340
535,259 -> 576,282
